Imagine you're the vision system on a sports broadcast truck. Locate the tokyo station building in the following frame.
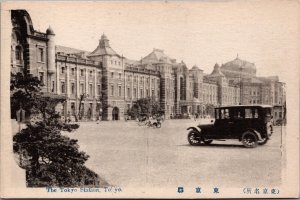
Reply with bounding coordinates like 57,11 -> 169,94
11,10 -> 286,121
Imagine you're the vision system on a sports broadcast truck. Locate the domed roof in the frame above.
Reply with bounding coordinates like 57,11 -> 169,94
221,55 -> 256,75
191,65 -> 199,70
46,26 -> 55,35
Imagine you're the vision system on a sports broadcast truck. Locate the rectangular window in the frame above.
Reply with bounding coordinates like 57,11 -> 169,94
71,102 -> 75,115
90,70 -> 93,76
71,83 -> 75,94
89,84 -> 93,96
39,72 -> 44,85
134,88 -> 137,98
15,46 -> 21,60
80,83 -> 84,94
61,67 -> 65,74
71,68 -> 75,75
97,85 -> 101,95
111,72 -> 114,78
119,73 -> 122,80
38,48 -> 44,62
127,88 -> 130,97
61,82 -> 65,93
146,89 -> 149,97
111,85 -> 114,96
118,85 -> 122,97
80,69 -> 84,76
152,89 -> 154,97
140,89 -> 143,98
51,81 -> 55,92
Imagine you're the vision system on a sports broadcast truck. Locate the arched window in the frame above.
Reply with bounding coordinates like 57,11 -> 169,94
15,45 -> 22,61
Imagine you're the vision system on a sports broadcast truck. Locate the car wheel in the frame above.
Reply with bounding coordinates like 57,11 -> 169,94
258,137 -> 268,145
188,131 -> 201,146
241,131 -> 258,148
203,139 -> 213,145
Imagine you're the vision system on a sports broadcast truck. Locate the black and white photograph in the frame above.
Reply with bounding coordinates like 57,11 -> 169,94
1,1 -> 299,198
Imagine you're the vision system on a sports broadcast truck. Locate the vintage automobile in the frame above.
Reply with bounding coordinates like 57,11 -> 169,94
187,105 -> 273,148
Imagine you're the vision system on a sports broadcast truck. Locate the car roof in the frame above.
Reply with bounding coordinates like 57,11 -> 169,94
217,105 -> 273,109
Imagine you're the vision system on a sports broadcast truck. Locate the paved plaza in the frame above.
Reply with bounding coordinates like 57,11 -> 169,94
68,119 -> 286,188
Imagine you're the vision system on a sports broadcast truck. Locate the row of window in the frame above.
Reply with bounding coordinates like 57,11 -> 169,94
125,75 -> 160,85
109,85 -> 159,98
249,99 -> 260,104
59,81 -> 101,96
111,60 -> 121,66
60,66 -> 101,77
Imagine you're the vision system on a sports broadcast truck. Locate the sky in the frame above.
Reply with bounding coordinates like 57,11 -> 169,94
4,1 -> 300,83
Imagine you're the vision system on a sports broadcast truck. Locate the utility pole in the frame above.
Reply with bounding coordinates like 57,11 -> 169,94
239,66 -> 242,105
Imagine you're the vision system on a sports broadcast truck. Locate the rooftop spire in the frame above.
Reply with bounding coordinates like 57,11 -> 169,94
99,33 -> 110,48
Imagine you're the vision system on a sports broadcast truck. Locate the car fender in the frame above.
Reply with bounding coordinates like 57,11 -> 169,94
187,127 -> 201,134
246,129 -> 263,141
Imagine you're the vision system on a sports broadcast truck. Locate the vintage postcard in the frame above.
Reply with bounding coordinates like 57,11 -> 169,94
1,0 -> 299,198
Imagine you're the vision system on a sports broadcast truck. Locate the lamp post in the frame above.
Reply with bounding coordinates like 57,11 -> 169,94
239,66 -> 242,105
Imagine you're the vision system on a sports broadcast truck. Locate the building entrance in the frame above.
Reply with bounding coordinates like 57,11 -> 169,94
112,107 -> 119,120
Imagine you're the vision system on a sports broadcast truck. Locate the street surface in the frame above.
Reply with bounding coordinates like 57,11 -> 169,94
68,119 -> 285,188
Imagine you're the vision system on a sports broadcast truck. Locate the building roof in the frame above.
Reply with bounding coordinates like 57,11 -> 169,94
141,48 -> 175,64
55,45 -> 90,55
209,63 -> 225,77
221,55 -> 256,75
88,34 -> 120,57
219,105 -> 273,109
250,77 -> 264,84
191,65 -> 202,71
125,58 -> 139,65
46,26 -> 55,35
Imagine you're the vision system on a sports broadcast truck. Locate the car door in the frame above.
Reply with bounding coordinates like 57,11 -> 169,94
214,108 -> 231,139
230,107 -> 246,139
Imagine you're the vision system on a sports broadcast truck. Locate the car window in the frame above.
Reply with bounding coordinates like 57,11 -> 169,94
220,108 -> 230,119
220,109 -> 225,119
252,108 -> 259,118
245,108 -> 252,118
224,109 -> 230,119
245,108 -> 259,119
215,109 -> 219,119
264,108 -> 271,117
233,108 -> 245,119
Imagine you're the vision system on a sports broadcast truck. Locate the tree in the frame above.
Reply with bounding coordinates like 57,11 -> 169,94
10,72 -> 41,119
11,71 -> 101,187
127,97 -> 162,119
